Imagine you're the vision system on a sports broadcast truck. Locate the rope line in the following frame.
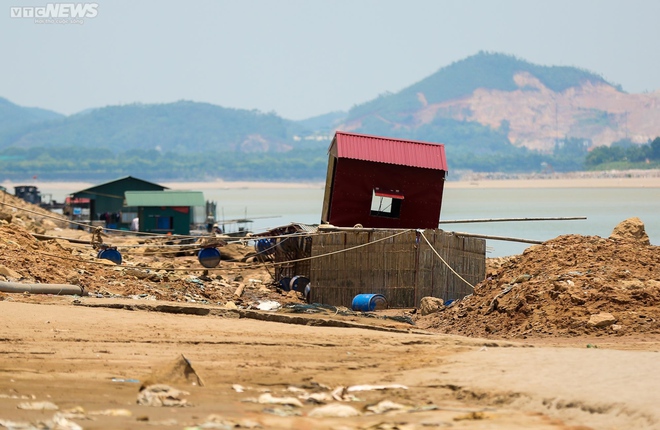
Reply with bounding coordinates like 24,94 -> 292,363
32,229 -> 414,273
270,229 -> 413,267
420,232 -> 475,290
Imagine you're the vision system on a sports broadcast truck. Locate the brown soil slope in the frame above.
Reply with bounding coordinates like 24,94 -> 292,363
417,218 -> 660,338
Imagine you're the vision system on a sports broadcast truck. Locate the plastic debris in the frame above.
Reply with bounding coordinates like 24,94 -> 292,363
137,384 -> 189,407
111,377 -> 140,383
366,400 -> 409,414
346,384 -> 408,392
232,384 -> 245,393
308,403 -> 361,418
51,414 -> 83,430
88,408 -> 133,417
192,415 -> 262,429
256,300 -> 281,311
17,401 -> 59,410
257,393 -> 303,408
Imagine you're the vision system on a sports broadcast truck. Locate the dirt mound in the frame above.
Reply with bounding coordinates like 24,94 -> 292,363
416,220 -> 660,338
0,218 -> 295,307
0,190 -> 69,233
609,216 -> 650,245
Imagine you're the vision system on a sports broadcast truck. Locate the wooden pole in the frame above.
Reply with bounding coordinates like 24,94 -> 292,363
439,216 -> 586,224
452,231 -> 543,244
32,233 -> 91,244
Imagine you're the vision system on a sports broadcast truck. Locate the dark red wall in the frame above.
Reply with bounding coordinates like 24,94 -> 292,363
327,158 -> 445,229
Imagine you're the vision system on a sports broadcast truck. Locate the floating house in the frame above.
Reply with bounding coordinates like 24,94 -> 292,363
125,190 -> 205,235
69,176 -> 167,229
321,131 -> 448,229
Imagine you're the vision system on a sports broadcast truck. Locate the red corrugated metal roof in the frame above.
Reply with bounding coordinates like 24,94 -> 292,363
332,131 -> 448,171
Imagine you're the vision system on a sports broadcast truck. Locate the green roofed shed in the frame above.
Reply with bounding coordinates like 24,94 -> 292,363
125,190 -> 205,235
69,176 -> 167,229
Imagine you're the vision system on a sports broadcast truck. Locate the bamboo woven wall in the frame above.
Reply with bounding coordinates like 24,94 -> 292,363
309,229 -> 485,308
274,235 -> 312,282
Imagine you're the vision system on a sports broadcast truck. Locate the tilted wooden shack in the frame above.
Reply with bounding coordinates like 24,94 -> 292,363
265,132 -> 484,308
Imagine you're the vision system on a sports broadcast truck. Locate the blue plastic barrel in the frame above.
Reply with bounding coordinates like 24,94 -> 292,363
289,276 -> 310,292
198,247 -> 221,268
351,294 -> 388,312
279,277 -> 292,291
97,248 -> 122,265
255,238 -> 275,255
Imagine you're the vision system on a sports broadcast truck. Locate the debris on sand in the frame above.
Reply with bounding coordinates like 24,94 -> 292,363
137,384 -> 189,407
416,218 -> 660,338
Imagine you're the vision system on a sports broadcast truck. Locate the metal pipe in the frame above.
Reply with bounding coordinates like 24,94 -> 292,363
0,281 -> 85,296
439,216 -> 587,224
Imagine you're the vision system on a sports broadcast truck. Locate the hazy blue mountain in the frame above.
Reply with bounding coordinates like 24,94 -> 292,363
0,97 -> 64,129
0,101 -> 297,153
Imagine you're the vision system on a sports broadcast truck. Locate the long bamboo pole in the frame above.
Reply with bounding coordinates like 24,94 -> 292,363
452,231 -> 543,244
439,216 -> 586,224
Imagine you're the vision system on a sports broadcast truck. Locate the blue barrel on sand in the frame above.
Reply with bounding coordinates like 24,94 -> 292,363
198,247 -> 221,268
351,294 -> 388,312
290,276 -> 310,292
97,248 -> 122,265
279,277 -> 292,291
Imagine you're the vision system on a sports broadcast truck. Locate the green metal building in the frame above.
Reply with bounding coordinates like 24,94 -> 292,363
70,176 -> 167,229
125,190 -> 205,235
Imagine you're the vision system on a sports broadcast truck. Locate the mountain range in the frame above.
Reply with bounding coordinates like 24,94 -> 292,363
2,52 -> 659,181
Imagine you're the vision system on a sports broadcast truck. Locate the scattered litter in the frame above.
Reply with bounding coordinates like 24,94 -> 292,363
137,384 -> 189,407
346,384 -> 408,392
88,408 -> 133,417
17,401 -> 59,410
191,415 -> 262,429
0,394 -> 34,399
331,386 -> 346,401
51,414 -> 83,430
57,406 -> 89,420
232,384 -> 245,393
307,403 -> 361,418
366,400 -> 410,414
111,377 -> 140,383
285,386 -> 307,393
256,300 -> 281,311
0,419 -> 33,430
257,393 -> 303,408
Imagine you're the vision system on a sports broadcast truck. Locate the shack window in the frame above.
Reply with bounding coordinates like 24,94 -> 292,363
370,189 -> 403,218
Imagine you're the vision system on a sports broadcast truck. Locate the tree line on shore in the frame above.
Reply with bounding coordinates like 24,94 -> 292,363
1,136 -> 658,182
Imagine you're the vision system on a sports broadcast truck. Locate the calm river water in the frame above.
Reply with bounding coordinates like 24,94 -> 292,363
24,183 -> 660,257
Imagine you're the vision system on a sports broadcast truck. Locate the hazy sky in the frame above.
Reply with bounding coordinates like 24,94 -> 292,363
2,0 -> 659,120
